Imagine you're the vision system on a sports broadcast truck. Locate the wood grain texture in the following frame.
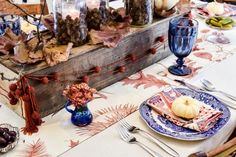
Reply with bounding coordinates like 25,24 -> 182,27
0,0 -> 48,16
0,15 -> 178,117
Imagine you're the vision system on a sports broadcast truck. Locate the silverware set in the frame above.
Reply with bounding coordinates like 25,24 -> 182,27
174,79 -> 236,110
117,119 -> 179,157
201,79 -> 236,102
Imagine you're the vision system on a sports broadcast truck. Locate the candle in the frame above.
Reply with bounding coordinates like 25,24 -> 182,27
86,0 -> 100,10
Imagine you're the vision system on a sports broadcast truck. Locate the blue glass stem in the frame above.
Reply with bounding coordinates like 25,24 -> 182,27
176,58 -> 184,67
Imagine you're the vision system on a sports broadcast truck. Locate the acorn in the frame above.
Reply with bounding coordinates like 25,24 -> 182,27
9,83 -> 17,91
41,76 -> 49,84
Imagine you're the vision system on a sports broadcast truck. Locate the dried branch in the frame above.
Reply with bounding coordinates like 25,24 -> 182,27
35,0 -> 47,44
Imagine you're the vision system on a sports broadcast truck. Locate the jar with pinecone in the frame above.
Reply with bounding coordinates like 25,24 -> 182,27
125,0 -> 153,26
53,0 -> 88,47
86,0 -> 109,30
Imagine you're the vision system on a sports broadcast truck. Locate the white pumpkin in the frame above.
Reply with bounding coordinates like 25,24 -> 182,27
171,96 -> 200,119
154,0 -> 179,17
154,0 -> 179,11
206,2 -> 224,16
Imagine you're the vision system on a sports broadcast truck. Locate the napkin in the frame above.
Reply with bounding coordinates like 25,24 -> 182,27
146,88 -> 223,132
196,3 -> 236,17
223,3 -> 236,17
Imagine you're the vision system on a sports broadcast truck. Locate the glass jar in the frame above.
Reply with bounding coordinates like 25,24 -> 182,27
86,0 -> 109,30
53,0 -> 88,46
125,0 -> 153,26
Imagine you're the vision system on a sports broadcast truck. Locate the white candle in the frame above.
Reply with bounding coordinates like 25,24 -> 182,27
86,0 -> 100,10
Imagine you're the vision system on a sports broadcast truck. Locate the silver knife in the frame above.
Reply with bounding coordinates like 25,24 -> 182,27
174,79 -> 204,92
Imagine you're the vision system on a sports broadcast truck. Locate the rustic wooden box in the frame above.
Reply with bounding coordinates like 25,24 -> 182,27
0,16 -> 176,117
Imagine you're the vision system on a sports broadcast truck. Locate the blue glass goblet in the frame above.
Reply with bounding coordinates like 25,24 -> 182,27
168,17 -> 198,76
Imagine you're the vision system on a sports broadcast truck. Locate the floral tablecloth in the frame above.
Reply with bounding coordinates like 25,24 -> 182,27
0,1 -> 236,157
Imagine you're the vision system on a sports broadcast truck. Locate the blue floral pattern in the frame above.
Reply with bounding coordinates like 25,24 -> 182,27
139,88 -> 231,141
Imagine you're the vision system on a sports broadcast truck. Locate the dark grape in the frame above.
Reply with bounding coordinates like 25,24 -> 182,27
2,132 -> 11,141
8,140 -> 13,144
9,136 -> 16,143
2,128 -> 9,132
8,131 -> 16,137
0,128 -> 4,135
0,137 -> 7,148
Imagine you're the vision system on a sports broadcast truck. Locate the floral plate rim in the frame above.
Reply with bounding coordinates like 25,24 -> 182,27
139,87 -> 231,141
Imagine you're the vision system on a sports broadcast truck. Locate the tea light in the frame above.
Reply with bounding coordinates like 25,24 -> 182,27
86,0 -> 100,10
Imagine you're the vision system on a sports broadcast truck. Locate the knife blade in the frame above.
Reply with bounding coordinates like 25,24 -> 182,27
174,79 -> 205,92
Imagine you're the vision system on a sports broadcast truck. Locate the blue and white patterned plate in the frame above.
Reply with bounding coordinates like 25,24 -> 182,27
139,88 -> 231,141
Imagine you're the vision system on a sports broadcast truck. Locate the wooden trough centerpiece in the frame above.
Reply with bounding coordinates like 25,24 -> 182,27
0,1 -> 178,118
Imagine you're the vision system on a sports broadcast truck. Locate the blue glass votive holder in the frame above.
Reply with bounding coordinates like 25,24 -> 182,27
0,15 -> 21,36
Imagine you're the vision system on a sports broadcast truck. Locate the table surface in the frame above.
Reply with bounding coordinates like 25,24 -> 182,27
1,1 -> 236,157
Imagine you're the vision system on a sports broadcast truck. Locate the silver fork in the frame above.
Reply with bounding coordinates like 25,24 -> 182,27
117,125 -> 163,157
120,120 -> 179,157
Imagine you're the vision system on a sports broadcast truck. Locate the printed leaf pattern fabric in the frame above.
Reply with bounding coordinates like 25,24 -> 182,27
76,104 -> 137,136
17,138 -> 51,157
122,71 -> 169,89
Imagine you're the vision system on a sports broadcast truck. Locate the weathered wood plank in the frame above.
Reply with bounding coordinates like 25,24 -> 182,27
0,0 -> 49,16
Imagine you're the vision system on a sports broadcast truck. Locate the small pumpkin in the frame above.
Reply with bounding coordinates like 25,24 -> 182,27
206,2 -> 224,16
171,96 -> 200,119
154,0 -> 179,17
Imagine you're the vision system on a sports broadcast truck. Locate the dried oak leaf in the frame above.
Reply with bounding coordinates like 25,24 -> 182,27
13,38 -> 44,64
0,28 -> 20,55
43,39 -> 73,66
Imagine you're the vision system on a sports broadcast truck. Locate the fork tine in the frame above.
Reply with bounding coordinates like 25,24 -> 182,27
118,125 -> 128,141
117,125 -> 125,140
119,119 -> 132,130
121,126 -> 130,139
123,119 -> 132,128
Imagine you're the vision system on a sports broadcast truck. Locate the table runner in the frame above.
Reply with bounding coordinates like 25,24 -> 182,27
1,2 -> 236,157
